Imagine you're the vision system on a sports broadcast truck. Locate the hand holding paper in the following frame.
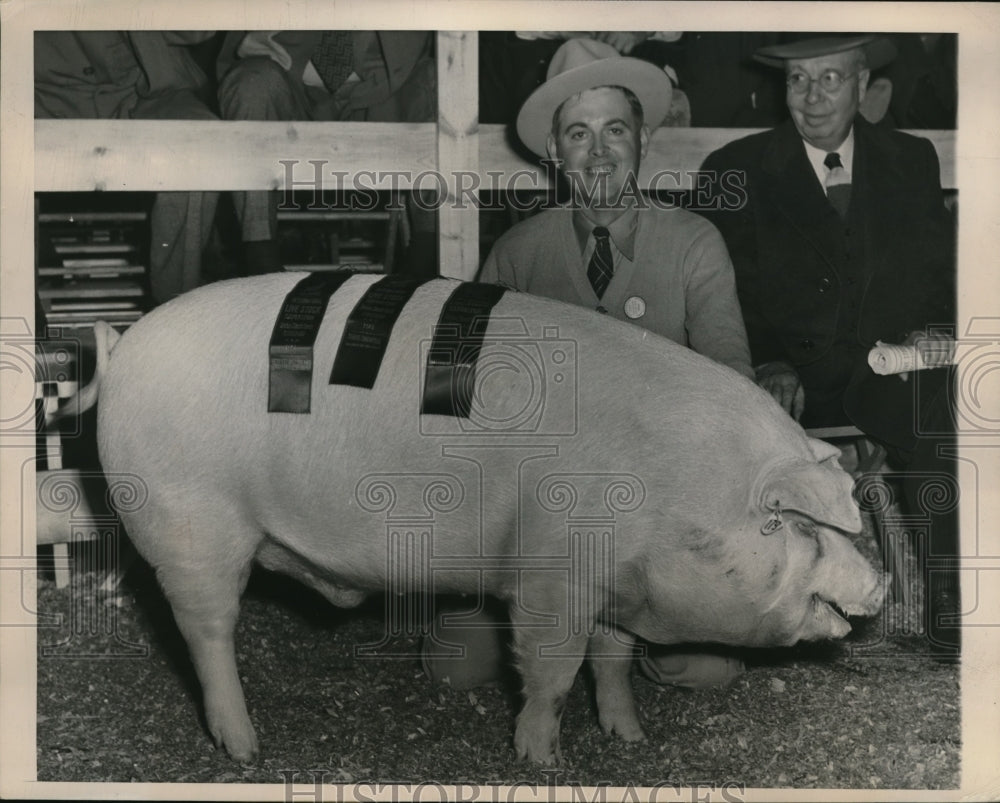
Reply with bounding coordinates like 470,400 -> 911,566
868,333 -> 956,380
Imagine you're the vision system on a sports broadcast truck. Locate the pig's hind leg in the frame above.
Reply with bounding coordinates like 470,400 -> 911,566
588,628 -> 645,741
142,507 -> 264,762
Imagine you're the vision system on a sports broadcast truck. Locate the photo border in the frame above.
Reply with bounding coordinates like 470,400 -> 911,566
2,2 -> 998,800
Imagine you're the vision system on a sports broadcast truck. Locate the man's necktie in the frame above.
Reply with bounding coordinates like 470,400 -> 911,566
313,31 -> 355,93
587,227 -> 614,299
824,152 -> 852,220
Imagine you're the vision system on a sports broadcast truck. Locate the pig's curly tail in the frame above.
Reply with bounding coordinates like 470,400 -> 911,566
47,320 -> 121,424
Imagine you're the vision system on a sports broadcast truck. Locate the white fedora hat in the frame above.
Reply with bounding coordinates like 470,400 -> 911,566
515,37 -> 673,157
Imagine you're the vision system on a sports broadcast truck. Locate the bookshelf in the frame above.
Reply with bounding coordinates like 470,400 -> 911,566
35,195 -> 150,329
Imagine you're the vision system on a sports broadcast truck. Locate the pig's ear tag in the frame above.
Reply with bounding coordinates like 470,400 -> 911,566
761,503 -> 784,535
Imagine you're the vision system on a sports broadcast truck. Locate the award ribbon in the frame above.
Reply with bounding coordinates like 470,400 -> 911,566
422,282 -> 506,418
329,275 -> 433,388
268,271 -> 354,413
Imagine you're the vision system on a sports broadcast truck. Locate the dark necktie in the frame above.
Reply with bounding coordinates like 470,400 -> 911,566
313,31 -> 355,93
824,152 -> 852,220
587,226 -> 614,299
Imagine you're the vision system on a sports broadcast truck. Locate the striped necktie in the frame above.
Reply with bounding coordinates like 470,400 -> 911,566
823,152 -> 851,220
587,226 -> 614,299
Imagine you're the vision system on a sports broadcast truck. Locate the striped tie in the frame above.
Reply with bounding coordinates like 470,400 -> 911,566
824,152 -> 851,220
587,226 -> 614,299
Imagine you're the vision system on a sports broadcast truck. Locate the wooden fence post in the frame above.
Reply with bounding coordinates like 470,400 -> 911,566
435,31 -> 479,280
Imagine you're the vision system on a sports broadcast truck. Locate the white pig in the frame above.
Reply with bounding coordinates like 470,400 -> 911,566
76,273 -> 885,765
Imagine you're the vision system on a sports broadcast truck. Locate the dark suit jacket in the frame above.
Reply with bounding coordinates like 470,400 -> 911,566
35,31 -> 215,120
697,117 -> 955,432
217,31 -> 433,121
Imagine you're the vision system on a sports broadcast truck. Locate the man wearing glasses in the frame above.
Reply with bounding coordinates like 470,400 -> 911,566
697,35 -> 959,657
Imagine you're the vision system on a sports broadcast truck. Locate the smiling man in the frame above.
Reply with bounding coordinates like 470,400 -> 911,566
478,38 -> 753,379
697,35 -> 959,657
554,85 -> 645,218
427,38 -> 755,695
785,45 -> 869,152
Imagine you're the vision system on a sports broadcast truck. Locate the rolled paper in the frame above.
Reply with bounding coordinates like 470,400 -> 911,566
867,343 -> 954,375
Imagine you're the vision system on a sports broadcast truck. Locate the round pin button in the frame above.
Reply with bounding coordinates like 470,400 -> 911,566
624,296 -> 646,319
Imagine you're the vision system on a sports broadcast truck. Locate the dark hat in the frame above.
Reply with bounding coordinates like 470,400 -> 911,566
754,35 -> 897,70
516,38 -> 672,157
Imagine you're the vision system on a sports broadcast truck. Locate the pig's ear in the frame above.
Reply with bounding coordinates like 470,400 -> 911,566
758,461 -> 862,533
807,437 -> 842,466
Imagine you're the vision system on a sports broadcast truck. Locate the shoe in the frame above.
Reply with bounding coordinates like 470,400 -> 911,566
639,649 -> 745,690
421,607 -> 505,690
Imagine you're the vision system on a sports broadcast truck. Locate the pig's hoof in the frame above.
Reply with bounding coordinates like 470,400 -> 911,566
599,713 -> 646,742
226,740 -> 260,764
517,746 -> 560,766
213,726 -> 259,763
514,730 -> 560,765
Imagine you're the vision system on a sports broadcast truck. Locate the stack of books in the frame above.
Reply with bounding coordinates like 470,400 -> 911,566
37,209 -> 149,329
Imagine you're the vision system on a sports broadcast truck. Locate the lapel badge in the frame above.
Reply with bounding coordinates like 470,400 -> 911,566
624,296 -> 646,319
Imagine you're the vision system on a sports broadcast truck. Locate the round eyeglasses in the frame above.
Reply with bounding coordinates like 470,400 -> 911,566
786,69 -> 858,94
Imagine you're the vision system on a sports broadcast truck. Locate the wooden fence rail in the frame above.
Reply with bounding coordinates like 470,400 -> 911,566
34,120 -> 956,194
33,32 -> 956,281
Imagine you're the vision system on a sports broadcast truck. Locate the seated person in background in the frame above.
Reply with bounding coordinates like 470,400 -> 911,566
696,35 -> 958,656
882,33 -> 957,129
35,31 -> 220,305
480,31 -> 692,128
423,38 -> 754,694
629,32 -> 788,127
616,31 -> 893,128
216,31 -> 437,275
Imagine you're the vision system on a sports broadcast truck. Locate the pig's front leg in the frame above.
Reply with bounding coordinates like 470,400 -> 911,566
510,605 -> 589,764
589,627 -> 645,741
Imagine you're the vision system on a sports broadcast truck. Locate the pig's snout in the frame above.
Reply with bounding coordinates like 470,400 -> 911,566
841,571 -> 889,618
812,595 -> 853,639
809,569 -> 887,641
823,559 -> 887,619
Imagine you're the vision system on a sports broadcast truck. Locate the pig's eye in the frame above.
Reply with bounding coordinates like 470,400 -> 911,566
793,520 -> 818,538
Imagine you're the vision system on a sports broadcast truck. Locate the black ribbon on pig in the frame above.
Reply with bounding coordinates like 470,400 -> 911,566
268,271 -> 355,414
422,282 -> 506,418
329,275 -> 433,388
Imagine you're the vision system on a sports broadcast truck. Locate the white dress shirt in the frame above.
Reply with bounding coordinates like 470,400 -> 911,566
802,127 -> 855,188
